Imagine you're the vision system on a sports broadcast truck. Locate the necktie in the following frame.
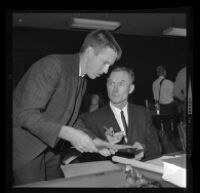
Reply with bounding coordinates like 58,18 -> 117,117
120,110 -> 128,143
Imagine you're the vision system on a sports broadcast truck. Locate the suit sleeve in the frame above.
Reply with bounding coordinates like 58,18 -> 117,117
143,109 -> 162,158
14,56 -> 63,148
76,112 -> 107,141
73,115 -> 97,140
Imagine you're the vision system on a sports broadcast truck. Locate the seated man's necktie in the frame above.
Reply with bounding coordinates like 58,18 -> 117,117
120,110 -> 128,144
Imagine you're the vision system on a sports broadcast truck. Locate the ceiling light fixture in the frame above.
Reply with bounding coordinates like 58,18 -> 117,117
68,17 -> 121,31
163,27 -> 186,37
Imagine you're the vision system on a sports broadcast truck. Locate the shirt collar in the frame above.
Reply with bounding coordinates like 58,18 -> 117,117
159,76 -> 165,80
79,64 -> 82,77
109,102 -> 128,115
79,54 -> 85,77
79,64 -> 85,77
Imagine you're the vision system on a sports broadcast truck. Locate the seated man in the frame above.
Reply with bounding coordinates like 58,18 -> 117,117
74,66 -> 161,162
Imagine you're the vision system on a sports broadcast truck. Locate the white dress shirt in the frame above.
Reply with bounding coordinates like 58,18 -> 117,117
79,63 -> 85,77
109,102 -> 128,142
152,76 -> 174,104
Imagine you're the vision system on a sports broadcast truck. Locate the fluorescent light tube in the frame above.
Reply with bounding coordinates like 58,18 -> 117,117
163,27 -> 186,37
69,17 -> 121,31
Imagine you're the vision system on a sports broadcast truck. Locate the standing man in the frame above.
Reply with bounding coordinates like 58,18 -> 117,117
13,30 -> 122,185
79,66 -> 161,161
152,65 -> 177,115
152,65 -> 179,153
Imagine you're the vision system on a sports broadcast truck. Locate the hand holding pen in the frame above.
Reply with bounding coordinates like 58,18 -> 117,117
103,126 -> 125,144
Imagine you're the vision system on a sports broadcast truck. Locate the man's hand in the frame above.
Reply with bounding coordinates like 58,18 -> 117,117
58,126 -> 98,153
93,138 -> 118,157
132,142 -> 145,160
104,126 -> 124,144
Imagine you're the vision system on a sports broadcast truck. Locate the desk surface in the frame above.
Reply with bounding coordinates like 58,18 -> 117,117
15,160 -> 178,188
15,170 -> 127,188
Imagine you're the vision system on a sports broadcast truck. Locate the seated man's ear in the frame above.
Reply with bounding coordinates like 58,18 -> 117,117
129,84 -> 135,94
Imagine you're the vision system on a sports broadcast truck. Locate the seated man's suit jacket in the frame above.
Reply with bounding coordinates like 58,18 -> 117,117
80,103 -> 161,159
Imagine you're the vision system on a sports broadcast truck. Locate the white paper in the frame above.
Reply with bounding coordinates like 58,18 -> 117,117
145,155 -> 177,167
162,162 -> 186,188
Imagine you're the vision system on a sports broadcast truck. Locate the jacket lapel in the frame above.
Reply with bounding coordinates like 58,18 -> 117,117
67,55 -> 85,125
106,105 -> 121,133
127,104 -> 137,144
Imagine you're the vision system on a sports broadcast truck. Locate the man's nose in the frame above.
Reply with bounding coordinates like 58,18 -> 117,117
113,84 -> 119,92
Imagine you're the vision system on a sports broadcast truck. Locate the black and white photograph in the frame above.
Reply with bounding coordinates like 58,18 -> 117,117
6,9 -> 193,191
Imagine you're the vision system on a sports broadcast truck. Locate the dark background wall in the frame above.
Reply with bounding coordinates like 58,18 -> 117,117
13,27 -> 186,106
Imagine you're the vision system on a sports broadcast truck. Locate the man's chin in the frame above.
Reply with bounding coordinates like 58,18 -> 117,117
110,99 -> 127,106
111,100 -> 121,105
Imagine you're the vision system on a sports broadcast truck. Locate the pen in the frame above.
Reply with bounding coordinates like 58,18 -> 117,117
103,126 -> 114,137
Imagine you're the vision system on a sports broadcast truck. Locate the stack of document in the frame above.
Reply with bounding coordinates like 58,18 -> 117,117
162,154 -> 186,188
112,153 -> 187,188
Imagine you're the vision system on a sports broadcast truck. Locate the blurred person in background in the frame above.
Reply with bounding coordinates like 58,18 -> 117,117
80,92 -> 106,113
173,66 -> 187,118
152,65 -> 177,115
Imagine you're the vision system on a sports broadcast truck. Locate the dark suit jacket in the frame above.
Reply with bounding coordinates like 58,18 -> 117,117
13,54 -> 87,171
80,104 -> 161,159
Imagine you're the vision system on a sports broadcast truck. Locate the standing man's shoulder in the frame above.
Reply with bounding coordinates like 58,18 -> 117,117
40,54 -> 75,66
37,54 -> 78,73
31,54 -> 64,69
